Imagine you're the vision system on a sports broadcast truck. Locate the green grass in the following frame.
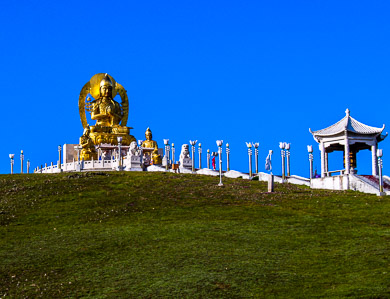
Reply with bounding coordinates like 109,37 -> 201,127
1,171 -> 390,298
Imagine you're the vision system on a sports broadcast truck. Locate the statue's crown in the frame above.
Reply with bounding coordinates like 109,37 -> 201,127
100,73 -> 113,87
146,127 -> 152,134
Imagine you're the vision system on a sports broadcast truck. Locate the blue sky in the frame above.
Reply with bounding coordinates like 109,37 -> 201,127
1,0 -> 390,176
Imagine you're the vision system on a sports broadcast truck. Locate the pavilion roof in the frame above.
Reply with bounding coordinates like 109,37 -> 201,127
309,109 -> 385,137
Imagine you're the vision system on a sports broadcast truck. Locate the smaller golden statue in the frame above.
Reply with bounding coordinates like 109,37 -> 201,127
80,126 -> 98,161
141,127 -> 162,165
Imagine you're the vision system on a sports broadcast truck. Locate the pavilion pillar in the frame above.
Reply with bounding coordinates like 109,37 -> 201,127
325,151 -> 329,173
320,142 -> 325,178
344,132 -> 350,175
372,143 -> 378,176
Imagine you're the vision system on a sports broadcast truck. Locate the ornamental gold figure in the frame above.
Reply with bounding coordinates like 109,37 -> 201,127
141,127 -> 162,165
78,73 -> 136,159
90,75 -> 122,127
79,126 -> 98,161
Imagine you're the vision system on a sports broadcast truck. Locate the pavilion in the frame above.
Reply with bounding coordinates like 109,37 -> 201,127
309,109 -> 387,177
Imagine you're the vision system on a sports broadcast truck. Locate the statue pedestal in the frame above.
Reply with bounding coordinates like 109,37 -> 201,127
180,158 -> 192,170
89,131 -> 136,146
125,155 -> 143,171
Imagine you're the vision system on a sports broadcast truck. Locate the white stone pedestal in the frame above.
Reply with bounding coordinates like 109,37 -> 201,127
125,156 -> 143,171
179,157 -> 192,170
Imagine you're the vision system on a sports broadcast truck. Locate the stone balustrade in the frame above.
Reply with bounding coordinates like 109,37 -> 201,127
35,159 -> 116,173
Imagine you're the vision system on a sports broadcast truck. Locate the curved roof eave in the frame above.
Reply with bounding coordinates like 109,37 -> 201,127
310,110 -> 385,137
378,132 -> 388,142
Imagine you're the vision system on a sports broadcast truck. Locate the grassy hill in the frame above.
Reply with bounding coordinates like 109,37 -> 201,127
1,172 -> 390,298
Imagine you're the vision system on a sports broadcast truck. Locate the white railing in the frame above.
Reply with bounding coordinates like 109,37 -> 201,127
35,159 -> 117,173
325,169 -> 345,177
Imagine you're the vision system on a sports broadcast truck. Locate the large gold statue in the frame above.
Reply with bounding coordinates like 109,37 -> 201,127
90,75 -> 122,127
141,127 -> 162,165
78,73 -> 136,149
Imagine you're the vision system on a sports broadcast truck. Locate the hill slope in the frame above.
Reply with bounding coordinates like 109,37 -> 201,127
1,172 -> 390,298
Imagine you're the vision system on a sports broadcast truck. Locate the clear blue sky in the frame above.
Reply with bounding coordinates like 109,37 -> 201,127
1,0 -> 390,176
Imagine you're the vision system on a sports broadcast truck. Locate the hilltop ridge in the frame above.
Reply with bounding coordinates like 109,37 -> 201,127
1,172 -> 390,297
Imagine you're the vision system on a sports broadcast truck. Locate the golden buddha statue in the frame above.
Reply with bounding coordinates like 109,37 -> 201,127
80,126 -> 98,161
90,75 -> 122,127
78,73 -> 136,159
141,127 -> 162,165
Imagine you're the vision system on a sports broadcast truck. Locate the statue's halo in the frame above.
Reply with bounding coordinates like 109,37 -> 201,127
89,73 -> 118,99
78,73 -> 129,129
